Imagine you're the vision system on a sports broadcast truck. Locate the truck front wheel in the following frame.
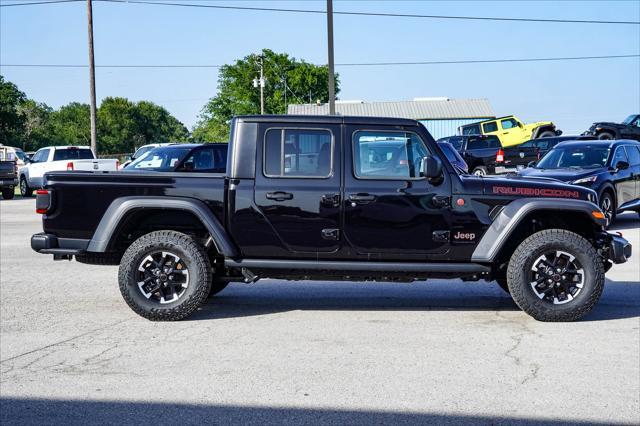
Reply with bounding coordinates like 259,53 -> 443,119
19,177 -> 32,197
118,230 -> 212,321
506,229 -> 604,322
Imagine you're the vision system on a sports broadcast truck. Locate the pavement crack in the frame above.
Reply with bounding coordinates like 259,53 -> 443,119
0,319 -> 132,364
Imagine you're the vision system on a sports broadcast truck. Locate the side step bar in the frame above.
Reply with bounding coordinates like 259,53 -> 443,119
224,259 -> 490,273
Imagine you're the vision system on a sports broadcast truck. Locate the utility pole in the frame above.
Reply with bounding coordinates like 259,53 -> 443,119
326,0 -> 336,115
87,0 -> 98,155
259,55 -> 265,115
253,55 -> 265,115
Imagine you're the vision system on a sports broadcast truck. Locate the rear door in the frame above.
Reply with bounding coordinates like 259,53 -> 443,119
610,146 -> 635,206
254,124 -> 342,254
342,126 -> 453,260
622,145 -> 640,200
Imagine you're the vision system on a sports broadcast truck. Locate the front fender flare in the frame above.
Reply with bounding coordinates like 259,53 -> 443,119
471,198 -> 605,263
86,196 -> 238,257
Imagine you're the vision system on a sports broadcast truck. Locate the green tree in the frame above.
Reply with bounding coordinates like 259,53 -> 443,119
49,102 -> 91,146
193,49 -> 339,141
17,99 -> 53,151
135,100 -> 189,146
0,75 -> 27,146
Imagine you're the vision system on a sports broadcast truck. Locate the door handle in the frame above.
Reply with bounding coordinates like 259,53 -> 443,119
266,191 -> 293,201
348,193 -> 376,204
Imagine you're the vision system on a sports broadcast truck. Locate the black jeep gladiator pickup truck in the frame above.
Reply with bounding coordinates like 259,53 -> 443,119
31,115 -> 631,322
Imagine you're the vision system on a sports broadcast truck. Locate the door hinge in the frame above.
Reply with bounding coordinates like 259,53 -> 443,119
432,230 -> 450,243
321,228 -> 340,241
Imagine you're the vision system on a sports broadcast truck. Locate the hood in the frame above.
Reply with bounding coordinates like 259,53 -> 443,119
480,174 -> 596,202
518,167 -> 606,183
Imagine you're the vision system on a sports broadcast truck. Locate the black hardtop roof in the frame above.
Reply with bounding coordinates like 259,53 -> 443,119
554,139 -> 640,149
234,114 -> 419,127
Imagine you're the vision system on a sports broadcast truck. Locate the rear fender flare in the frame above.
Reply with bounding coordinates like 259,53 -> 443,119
86,196 -> 238,257
471,198 -> 605,263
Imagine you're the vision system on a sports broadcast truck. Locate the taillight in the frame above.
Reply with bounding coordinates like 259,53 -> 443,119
496,148 -> 505,163
66,162 -> 74,171
35,189 -> 52,214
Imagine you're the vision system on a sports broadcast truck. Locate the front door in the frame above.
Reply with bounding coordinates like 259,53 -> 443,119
499,118 -> 528,147
342,126 -> 453,261
610,146 -> 635,207
254,124 -> 342,255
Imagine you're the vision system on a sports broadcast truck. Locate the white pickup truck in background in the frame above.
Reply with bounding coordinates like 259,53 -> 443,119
19,146 -> 119,197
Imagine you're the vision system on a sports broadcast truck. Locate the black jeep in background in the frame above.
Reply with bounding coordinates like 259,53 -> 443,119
31,115 -> 631,322
584,114 -> 640,141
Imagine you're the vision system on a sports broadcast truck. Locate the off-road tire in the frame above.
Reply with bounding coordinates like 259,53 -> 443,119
598,131 -> 614,140
1,188 -> 15,200
208,279 -> 230,297
76,252 -> 121,265
507,229 -> 604,322
19,177 -> 33,197
472,166 -> 488,176
119,230 -> 212,321
538,130 -> 555,138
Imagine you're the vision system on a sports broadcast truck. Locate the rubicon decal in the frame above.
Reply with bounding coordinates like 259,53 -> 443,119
492,186 -> 581,199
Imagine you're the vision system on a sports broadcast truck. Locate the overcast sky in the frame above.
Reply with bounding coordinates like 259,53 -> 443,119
1,0 -> 639,134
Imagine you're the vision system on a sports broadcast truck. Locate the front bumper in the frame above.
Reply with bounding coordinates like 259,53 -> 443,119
607,233 -> 632,264
31,232 -> 89,258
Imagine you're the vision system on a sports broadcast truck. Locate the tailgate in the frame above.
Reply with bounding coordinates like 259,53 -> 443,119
72,159 -> 119,171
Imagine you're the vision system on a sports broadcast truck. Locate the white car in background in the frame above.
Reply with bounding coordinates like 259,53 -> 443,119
121,143 -> 175,168
19,146 -> 120,197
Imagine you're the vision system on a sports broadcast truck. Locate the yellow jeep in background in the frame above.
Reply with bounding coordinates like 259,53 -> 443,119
458,115 -> 561,147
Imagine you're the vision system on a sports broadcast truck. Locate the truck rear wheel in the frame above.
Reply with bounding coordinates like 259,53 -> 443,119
1,188 -> 15,200
506,229 -> 604,322
538,130 -> 555,138
472,166 -> 488,176
118,230 -> 212,321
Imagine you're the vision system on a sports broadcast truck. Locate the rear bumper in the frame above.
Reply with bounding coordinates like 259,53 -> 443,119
0,178 -> 17,186
31,233 -> 89,257
608,233 -> 632,264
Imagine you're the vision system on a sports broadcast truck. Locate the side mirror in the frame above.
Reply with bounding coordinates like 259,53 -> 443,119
615,161 -> 629,171
420,155 -> 443,179
527,161 -> 537,168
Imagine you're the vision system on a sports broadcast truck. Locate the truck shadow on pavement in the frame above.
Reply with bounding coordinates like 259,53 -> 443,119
0,398 -> 626,426
189,278 -> 640,323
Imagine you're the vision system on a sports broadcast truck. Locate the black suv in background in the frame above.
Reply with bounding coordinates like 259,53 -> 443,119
584,114 -> 640,141
520,140 -> 640,224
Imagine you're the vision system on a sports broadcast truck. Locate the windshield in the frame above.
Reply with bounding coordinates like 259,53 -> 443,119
444,137 -> 464,151
537,146 -> 610,169
53,148 -> 94,161
126,147 -> 192,171
13,150 -> 26,161
622,115 -> 637,125
133,145 -> 156,159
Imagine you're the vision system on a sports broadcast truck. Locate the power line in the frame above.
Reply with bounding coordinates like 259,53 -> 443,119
0,0 -> 83,7
2,54 -> 639,69
3,0 -> 639,25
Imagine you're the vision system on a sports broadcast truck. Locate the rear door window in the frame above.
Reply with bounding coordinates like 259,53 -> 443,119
264,128 -> 333,178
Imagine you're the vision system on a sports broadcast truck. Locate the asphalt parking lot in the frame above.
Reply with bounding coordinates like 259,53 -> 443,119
1,197 -> 638,425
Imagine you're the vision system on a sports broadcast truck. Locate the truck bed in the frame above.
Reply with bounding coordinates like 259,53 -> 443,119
42,171 -> 226,239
